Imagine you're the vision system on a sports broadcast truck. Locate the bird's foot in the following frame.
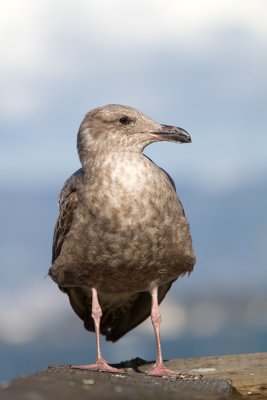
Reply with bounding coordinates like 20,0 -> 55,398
147,362 -> 177,377
71,358 -> 126,374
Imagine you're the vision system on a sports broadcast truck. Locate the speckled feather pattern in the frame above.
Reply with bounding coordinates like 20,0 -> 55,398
53,154 -> 194,293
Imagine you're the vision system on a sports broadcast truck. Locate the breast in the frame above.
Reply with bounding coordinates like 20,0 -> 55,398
85,154 -> 181,222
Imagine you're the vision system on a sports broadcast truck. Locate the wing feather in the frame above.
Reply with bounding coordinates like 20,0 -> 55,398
52,168 -> 82,263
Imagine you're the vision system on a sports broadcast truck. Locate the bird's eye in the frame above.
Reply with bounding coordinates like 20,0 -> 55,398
119,116 -> 132,125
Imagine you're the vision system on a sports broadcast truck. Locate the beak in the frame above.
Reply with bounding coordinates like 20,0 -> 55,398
152,124 -> 191,143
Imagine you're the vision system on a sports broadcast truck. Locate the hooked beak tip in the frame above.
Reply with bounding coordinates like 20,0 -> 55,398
152,124 -> 191,143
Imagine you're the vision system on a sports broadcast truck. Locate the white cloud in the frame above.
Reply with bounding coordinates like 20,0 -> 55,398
1,1 -> 266,59
0,0 -> 266,82
0,283 -> 68,345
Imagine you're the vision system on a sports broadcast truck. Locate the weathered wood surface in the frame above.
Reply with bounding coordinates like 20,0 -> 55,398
1,353 -> 266,399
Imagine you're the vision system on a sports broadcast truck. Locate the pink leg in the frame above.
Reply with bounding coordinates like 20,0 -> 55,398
147,283 -> 176,377
71,288 -> 125,373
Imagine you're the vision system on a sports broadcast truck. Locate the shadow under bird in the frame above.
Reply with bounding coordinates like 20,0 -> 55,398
49,104 -> 195,376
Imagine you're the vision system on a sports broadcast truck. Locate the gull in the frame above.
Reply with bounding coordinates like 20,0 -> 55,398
49,104 -> 195,376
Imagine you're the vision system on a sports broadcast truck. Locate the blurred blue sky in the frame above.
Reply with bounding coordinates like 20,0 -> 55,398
0,0 -> 267,382
1,0 -> 267,189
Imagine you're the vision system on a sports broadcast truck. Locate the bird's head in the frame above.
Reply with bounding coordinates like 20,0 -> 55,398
77,104 -> 191,164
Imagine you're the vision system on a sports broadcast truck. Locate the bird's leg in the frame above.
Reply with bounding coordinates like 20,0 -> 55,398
147,283 -> 176,377
71,287 -> 125,373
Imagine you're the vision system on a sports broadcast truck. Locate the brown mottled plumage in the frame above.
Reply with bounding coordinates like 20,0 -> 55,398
49,104 -> 195,375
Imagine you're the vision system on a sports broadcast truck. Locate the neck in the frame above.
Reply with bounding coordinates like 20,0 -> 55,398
78,137 -> 154,167
79,146 -> 152,169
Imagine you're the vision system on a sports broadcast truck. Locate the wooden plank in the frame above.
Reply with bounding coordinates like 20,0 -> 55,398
1,352 -> 266,399
160,352 -> 267,398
